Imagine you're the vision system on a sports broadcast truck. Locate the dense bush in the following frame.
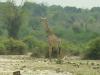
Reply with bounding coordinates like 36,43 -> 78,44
23,36 -> 48,57
31,42 -> 48,58
0,38 -> 27,55
84,37 -> 100,59
5,38 -> 27,55
23,36 -> 36,50
61,40 -> 83,56
0,43 -> 6,54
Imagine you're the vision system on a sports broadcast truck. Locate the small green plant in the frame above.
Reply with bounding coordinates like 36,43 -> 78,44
56,59 -> 62,64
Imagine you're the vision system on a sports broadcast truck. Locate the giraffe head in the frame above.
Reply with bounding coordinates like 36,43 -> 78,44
40,17 -> 53,35
40,17 -> 48,23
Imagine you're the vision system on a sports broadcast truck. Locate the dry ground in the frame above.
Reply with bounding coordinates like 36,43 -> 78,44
0,55 -> 100,75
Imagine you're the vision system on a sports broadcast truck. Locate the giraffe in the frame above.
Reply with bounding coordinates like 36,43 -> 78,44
40,17 -> 63,60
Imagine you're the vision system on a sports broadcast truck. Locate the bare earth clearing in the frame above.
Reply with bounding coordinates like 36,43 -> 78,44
0,55 -> 100,75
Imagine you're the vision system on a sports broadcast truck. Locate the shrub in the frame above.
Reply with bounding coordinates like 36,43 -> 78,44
31,41 -> 48,58
5,38 -> 27,55
23,36 -> 36,50
31,47 -> 42,58
61,40 -> 82,56
84,37 -> 100,59
0,43 -> 6,54
56,59 -> 63,64
23,36 -> 48,57
72,26 -> 81,33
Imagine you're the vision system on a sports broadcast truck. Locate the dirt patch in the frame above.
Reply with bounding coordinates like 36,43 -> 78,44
0,55 -> 72,75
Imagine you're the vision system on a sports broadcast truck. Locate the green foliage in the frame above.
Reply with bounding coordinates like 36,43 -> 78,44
23,35 -> 47,49
0,1 -> 100,57
0,37 -> 8,54
72,25 -> 82,33
0,1 -> 22,39
56,59 -> 63,64
0,38 -> 27,55
61,40 -> 83,56
5,38 -> 27,55
23,36 -> 36,50
23,35 -> 48,57
0,2 -> 100,41
0,43 -> 6,54
84,37 -> 100,59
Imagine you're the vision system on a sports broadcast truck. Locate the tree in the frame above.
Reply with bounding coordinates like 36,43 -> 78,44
0,0 -> 24,39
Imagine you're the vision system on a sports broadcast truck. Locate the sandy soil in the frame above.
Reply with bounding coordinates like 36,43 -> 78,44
0,55 -> 72,75
0,55 -> 100,75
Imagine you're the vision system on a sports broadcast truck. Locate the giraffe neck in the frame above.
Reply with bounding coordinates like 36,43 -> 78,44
43,20 -> 53,36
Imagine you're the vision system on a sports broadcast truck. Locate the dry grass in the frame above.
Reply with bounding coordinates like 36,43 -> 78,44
0,55 -> 100,75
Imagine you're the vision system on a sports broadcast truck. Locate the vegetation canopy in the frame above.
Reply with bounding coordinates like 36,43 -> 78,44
0,1 -> 100,59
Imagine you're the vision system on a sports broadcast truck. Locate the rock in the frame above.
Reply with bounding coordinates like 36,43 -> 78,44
13,71 -> 21,75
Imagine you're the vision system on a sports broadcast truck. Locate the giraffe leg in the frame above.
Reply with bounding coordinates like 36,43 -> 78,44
57,47 -> 59,59
59,47 -> 62,59
58,47 -> 63,61
49,46 -> 52,61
